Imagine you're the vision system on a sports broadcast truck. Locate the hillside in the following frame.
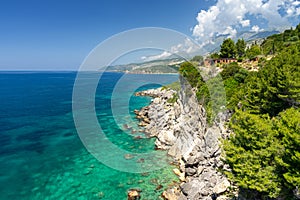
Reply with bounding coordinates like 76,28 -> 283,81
179,24 -> 300,199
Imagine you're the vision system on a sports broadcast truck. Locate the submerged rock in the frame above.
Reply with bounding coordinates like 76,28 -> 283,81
124,154 -> 134,160
97,191 -> 104,199
127,188 -> 141,200
155,184 -> 163,191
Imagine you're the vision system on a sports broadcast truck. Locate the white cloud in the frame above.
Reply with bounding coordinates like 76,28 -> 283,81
251,25 -> 263,32
171,38 -> 200,54
287,8 -> 294,16
297,7 -> 300,15
193,6 -> 220,38
218,26 -> 238,37
240,19 -> 251,27
141,51 -> 172,62
141,38 -> 202,62
192,0 -> 298,45
284,0 -> 300,16
292,1 -> 300,6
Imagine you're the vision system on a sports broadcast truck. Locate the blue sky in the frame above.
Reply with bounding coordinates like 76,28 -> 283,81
0,0 -> 211,70
0,0 -> 299,70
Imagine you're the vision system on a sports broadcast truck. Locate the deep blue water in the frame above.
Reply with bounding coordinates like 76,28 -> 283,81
0,72 -> 179,200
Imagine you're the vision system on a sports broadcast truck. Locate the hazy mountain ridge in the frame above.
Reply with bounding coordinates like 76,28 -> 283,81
106,58 -> 185,74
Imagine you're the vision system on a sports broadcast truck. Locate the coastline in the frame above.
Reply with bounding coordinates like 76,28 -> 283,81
106,70 -> 179,75
135,79 -> 234,200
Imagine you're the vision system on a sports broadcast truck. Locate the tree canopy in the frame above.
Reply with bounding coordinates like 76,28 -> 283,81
246,44 -> 261,60
223,40 -> 300,198
220,38 -> 237,58
236,38 -> 246,57
191,55 -> 203,62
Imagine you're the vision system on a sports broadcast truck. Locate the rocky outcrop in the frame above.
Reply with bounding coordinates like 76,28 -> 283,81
135,77 -> 234,200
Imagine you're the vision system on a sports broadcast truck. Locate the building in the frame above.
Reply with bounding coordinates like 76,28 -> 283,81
204,58 -> 237,66
213,58 -> 237,64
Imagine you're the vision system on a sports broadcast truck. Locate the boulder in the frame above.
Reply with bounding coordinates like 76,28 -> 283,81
185,168 -> 196,176
180,179 -> 205,198
185,156 -> 199,166
162,191 -> 178,200
213,180 -> 230,194
162,187 -> 181,200
157,130 -> 176,145
204,127 -> 221,157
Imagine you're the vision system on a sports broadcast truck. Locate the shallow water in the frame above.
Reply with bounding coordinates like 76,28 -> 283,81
0,71 -> 179,200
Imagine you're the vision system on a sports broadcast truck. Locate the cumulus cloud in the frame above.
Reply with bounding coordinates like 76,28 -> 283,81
141,51 -> 172,62
292,1 -> 300,6
219,26 -> 238,37
170,38 -> 200,54
251,25 -> 263,32
284,0 -> 300,16
141,38 -> 201,62
240,19 -> 251,27
192,0 -> 299,44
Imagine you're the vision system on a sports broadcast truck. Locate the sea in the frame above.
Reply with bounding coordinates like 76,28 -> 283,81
0,71 -> 179,200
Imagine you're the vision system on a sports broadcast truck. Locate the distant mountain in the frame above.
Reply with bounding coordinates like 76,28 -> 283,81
246,30 -> 280,41
202,30 -> 281,54
106,58 -> 185,74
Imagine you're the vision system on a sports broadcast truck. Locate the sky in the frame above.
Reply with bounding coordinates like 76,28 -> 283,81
0,0 -> 299,70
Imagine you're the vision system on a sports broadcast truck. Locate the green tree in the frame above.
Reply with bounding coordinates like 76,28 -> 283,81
246,44 -> 261,60
220,62 -> 241,80
223,40 -> 300,199
224,108 -> 300,198
236,38 -> 246,58
191,55 -> 203,62
242,43 -> 300,116
224,111 -> 283,198
296,23 -> 300,32
275,108 -> 300,191
220,38 -> 237,58
210,52 -> 220,59
179,62 -> 204,88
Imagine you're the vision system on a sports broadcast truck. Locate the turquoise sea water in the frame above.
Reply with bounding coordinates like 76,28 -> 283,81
0,72 -> 179,200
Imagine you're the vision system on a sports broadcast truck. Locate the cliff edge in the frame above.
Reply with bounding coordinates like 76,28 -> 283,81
135,77 -> 234,200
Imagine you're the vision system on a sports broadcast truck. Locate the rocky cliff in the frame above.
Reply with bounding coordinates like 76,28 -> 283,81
135,76 -> 234,200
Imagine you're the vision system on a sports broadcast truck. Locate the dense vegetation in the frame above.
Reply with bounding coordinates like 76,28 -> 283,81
261,24 -> 300,55
179,24 -> 300,199
212,37 -> 261,61
213,24 -> 300,61
179,62 -> 227,123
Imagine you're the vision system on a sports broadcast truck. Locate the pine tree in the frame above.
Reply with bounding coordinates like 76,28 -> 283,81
236,38 -> 246,58
220,38 -> 237,58
275,108 -> 300,191
224,110 -> 283,198
246,44 -> 261,60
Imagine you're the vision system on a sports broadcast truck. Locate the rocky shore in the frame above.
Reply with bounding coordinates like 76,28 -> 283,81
135,78 -> 234,200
